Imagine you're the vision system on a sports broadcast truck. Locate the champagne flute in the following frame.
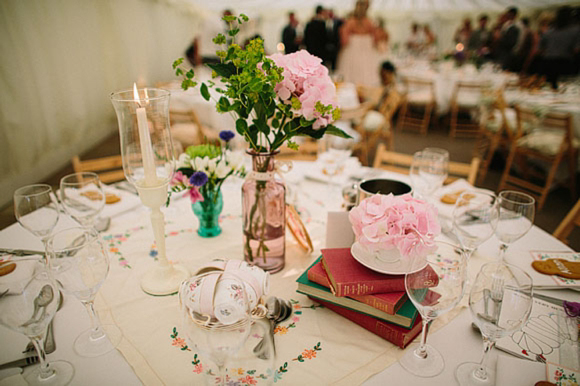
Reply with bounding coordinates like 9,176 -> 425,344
495,190 -> 535,261
46,227 -> 122,357
455,262 -> 533,386
0,257 -> 74,386
179,272 -> 252,386
59,172 -> 105,229
410,148 -> 449,200
452,190 -> 499,259
14,184 -> 60,253
399,240 -> 468,377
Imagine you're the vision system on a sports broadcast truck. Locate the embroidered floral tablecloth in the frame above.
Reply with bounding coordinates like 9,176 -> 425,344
94,166 -> 481,385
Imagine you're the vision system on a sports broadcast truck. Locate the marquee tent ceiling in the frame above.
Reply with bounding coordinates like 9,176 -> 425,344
177,0 -> 576,13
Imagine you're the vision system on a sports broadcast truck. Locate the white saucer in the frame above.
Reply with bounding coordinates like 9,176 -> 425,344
350,242 -> 427,275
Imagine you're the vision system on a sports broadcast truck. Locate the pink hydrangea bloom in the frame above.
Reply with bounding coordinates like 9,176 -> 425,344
349,193 -> 441,259
268,50 -> 338,129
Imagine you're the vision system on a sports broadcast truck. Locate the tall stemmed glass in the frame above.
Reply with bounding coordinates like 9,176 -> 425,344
410,148 -> 449,200
59,172 -> 105,229
46,227 -> 122,357
0,257 -> 74,385
455,262 -> 533,386
14,184 -> 60,254
399,240 -> 468,377
179,272 -> 252,386
495,191 -> 535,261
453,190 -> 499,259
111,86 -> 189,295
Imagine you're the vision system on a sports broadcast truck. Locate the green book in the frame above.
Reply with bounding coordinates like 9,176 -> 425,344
296,257 -> 419,329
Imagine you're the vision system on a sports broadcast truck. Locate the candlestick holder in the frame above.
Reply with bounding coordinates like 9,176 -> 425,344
111,86 -> 189,296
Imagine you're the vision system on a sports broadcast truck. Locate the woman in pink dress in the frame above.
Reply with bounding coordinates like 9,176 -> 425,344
336,0 -> 380,87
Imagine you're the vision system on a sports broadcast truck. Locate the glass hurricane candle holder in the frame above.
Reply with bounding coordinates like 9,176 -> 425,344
111,86 -> 188,295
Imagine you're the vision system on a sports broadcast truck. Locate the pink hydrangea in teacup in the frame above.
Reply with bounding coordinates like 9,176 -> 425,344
349,193 -> 441,263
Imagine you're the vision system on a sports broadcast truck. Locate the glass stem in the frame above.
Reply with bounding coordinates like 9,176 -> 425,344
499,243 -> 508,262
83,300 -> 105,340
474,336 -> 496,381
415,318 -> 430,359
31,336 -> 54,380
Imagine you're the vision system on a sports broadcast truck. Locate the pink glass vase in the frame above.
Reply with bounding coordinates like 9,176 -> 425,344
242,151 -> 285,273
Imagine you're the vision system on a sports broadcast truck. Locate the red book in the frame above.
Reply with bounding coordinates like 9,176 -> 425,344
308,260 -> 407,315
321,247 -> 439,297
311,297 -> 424,349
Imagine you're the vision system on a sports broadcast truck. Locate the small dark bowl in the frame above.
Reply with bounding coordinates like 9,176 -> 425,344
357,179 -> 412,204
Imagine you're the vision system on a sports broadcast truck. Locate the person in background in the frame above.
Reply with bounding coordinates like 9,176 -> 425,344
468,15 -> 490,52
454,18 -> 473,47
406,23 -> 425,56
336,0 -> 380,86
496,7 -> 521,69
326,9 -> 343,71
282,12 -> 300,54
423,24 -> 436,57
539,6 -> 580,89
304,5 -> 328,62
510,17 -> 535,73
524,13 -> 553,75
374,18 -> 389,54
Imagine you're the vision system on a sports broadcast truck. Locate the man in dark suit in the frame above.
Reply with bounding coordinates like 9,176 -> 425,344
282,12 -> 300,54
326,9 -> 343,70
497,7 -> 521,69
304,5 -> 328,62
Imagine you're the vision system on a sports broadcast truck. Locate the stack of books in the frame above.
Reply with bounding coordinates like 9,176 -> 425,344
296,247 -> 436,348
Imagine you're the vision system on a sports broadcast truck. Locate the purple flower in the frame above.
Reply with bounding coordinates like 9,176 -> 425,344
564,301 -> 580,317
219,130 -> 235,142
189,171 -> 208,187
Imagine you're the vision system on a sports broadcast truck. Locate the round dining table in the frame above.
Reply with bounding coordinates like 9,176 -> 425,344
0,160 -> 578,386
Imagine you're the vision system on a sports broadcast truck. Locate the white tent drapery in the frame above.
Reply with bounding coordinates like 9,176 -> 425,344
0,0 -> 575,207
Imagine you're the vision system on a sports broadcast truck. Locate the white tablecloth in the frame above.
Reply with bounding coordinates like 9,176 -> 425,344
0,161 -> 578,385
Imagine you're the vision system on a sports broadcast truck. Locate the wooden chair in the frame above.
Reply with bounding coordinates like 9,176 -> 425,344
474,90 -> 517,184
353,88 -> 401,165
449,80 -> 489,138
373,143 -> 481,185
553,199 -> 580,245
72,155 -> 125,183
396,76 -> 436,135
277,139 -> 319,161
498,105 -> 578,210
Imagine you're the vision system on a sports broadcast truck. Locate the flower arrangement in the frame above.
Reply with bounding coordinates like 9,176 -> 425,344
171,130 -> 246,203
172,13 -> 350,153
349,193 -> 441,259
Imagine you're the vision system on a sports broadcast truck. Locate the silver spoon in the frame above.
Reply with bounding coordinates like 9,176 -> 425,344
22,285 -> 54,327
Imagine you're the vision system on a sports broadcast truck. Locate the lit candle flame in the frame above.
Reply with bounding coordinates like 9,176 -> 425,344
133,83 -> 141,107
455,43 -> 464,52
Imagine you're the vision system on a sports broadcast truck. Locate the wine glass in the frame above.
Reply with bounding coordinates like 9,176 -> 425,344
452,190 -> 499,259
410,148 -> 449,200
399,240 -> 468,377
455,262 -> 533,386
59,172 -> 105,229
179,272 -> 252,386
46,227 -> 122,357
13,184 -> 60,253
0,257 -> 74,385
495,190 -> 535,261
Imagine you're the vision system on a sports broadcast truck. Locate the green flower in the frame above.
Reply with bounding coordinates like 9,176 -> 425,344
185,144 -> 221,160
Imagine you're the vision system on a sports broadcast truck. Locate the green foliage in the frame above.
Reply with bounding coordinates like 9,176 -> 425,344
172,14 -> 349,153
185,144 -> 221,159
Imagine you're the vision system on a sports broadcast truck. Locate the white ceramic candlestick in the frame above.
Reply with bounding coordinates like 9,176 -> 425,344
136,181 -> 189,295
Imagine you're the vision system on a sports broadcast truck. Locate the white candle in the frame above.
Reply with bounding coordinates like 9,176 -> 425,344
133,83 -> 157,186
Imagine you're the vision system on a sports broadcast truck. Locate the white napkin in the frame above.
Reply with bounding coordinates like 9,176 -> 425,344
304,157 -> 362,186
496,355 -> 545,386
101,186 -> 141,219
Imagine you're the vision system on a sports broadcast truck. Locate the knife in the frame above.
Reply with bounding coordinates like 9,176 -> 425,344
0,355 -> 39,370
0,248 -> 44,257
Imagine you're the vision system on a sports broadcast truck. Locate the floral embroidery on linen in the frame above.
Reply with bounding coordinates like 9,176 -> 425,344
170,299 -> 325,383
553,367 -> 578,385
102,226 -> 146,269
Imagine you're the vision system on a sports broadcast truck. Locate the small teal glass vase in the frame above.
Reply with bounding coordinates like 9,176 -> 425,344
191,190 -> 223,238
